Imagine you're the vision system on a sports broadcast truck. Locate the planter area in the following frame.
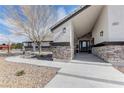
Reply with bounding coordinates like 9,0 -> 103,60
0,57 -> 58,88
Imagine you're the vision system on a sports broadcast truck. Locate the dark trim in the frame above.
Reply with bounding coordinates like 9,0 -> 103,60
24,46 -> 33,48
24,46 -> 51,48
23,42 -> 33,43
50,42 -> 70,46
41,46 -> 51,48
93,41 -> 124,47
51,5 -> 91,31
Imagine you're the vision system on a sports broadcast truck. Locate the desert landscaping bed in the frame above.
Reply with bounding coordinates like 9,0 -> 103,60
114,66 -> 124,74
0,57 -> 59,88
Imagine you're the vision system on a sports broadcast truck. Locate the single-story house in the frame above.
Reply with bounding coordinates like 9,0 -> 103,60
0,44 -> 11,50
50,5 -> 124,63
23,31 -> 53,52
23,41 -> 52,52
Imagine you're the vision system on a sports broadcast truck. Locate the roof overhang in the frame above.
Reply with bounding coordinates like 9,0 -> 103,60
72,5 -> 104,38
50,5 -> 104,39
50,5 -> 91,31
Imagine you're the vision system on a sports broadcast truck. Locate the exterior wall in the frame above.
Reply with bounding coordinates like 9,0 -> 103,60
52,46 -> 71,61
92,6 -> 124,63
87,5 -> 124,44
92,6 -> 109,45
78,33 -> 92,41
53,21 -> 71,42
42,42 -> 50,46
92,45 -> 124,63
52,20 -> 73,61
108,6 -> 124,41
41,47 -> 52,52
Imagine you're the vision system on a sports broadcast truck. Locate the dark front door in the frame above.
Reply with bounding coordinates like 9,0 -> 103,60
79,40 -> 90,52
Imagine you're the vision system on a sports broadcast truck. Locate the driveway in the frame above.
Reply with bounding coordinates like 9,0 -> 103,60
5,53 -> 124,88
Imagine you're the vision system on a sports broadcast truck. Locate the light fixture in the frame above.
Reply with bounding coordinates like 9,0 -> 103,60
63,27 -> 66,33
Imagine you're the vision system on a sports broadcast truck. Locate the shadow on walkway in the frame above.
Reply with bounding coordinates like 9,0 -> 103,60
58,72 -> 124,86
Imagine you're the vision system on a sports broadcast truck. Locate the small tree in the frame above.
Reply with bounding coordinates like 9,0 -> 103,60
2,5 -> 57,54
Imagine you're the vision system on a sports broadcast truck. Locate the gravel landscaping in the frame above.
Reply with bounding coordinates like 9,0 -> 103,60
0,57 -> 59,88
114,66 -> 124,74
0,50 -> 22,57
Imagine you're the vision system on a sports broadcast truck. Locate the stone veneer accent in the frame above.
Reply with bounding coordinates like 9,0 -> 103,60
52,46 -> 71,61
92,45 -> 124,63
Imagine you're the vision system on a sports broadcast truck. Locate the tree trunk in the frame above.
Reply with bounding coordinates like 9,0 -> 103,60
38,42 -> 42,55
7,44 -> 10,54
32,42 -> 36,52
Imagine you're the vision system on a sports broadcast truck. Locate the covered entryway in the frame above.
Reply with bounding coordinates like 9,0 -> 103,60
72,53 -> 105,64
79,40 -> 90,52
69,6 -> 104,59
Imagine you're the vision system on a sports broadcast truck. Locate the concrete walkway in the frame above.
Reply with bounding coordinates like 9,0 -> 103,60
5,54 -> 124,88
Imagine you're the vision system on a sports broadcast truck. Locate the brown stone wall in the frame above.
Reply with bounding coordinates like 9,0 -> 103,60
52,46 -> 71,61
92,45 -> 124,63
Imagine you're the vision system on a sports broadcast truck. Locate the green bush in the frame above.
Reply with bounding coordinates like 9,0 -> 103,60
11,43 -> 23,49
15,70 -> 25,76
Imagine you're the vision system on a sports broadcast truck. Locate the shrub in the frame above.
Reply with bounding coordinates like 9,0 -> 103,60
15,70 -> 25,76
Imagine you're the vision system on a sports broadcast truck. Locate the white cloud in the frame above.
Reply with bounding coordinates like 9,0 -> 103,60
0,18 -> 27,44
0,34 -> 7,40
0,33 -> 27,44
57,7 -> 67,21
0,19 -> 13,29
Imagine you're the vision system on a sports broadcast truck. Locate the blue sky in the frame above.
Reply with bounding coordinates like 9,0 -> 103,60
55,5 -> 78,14
0,5 -> 79,43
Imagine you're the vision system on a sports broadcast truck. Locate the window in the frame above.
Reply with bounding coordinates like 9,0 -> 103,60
82,41 -> 86,47
63,27 -> 66,33
100,31 -> 103,36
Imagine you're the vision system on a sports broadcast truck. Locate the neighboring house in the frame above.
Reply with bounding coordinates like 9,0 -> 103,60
23,31 -> 53,52
50,5 -> 124,63
23,41 -> 52,52
0,44 -> 11,50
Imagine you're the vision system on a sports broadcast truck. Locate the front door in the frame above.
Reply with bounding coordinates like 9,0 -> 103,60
79,40 -> 90,52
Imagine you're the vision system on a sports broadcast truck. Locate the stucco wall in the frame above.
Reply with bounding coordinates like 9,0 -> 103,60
53,21 -> 72,42
92,6 -> 124,44
108,6 -> 124,41
92,6 -> 109,45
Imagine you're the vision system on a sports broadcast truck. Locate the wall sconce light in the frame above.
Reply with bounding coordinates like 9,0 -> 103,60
100,30 -> 103,36
63,27 -> 66,33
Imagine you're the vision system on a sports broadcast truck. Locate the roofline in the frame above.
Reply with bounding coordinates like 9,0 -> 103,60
22,41 -> 53,43
50,5 -> 91,31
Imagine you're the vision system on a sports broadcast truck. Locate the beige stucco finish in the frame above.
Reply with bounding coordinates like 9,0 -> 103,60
92,6 -> 109,44
72,6 -> 103,39
92,5 -> 124,44
53,20 -> 72,42
108,6 -> 124,42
